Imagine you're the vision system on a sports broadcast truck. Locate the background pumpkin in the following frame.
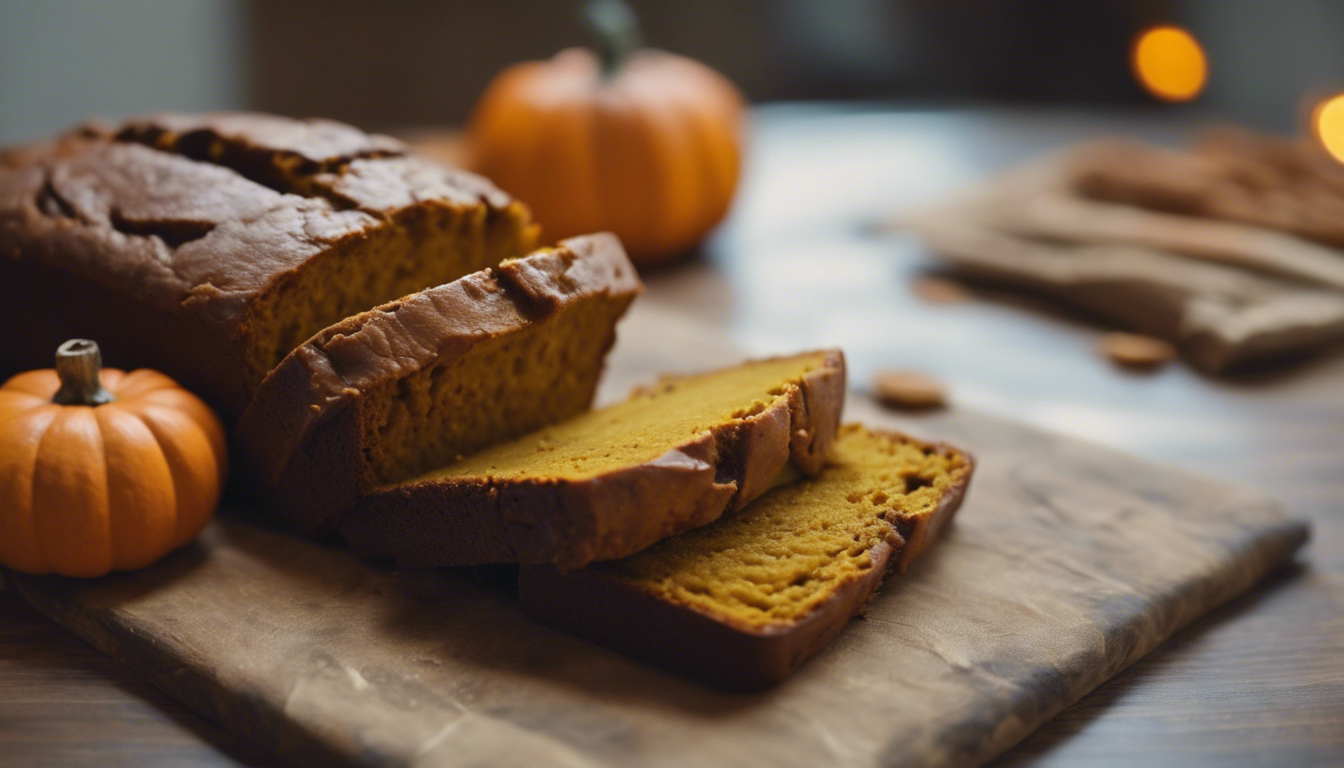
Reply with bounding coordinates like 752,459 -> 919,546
0,340 -> 227,578
466,0 -> 745,267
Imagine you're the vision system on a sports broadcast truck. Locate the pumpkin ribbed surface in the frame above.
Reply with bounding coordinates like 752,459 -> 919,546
0,367 -> 226,577
467,47 -> 744,266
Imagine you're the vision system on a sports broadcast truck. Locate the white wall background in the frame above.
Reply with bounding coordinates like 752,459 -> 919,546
0,0 -> 245,145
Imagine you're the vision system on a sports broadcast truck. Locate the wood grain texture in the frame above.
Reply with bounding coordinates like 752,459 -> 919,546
995,565 -> 1344,768
0,590 -> 270,768
7,398 -> 1307,768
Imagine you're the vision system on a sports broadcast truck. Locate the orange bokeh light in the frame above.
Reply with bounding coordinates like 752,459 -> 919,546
1314,94 -> 1344,164
1132,26 -> 1207,102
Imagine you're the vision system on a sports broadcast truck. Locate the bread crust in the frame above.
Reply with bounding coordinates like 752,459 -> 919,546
234,234 -> 643,536
516,428 -> 974,690
339,350 -> 847,570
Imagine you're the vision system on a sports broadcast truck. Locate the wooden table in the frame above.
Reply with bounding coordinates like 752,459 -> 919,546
3,105 -> 1341,767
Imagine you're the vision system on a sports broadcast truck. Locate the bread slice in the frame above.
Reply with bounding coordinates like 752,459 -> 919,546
0,112 -> 537,416
234,233 -> 641,535
518,424 -> 974,690
339,350 -> 846,570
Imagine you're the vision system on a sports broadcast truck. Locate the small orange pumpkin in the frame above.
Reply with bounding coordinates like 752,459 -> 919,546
0,340 -> 227,577
466,0 -> 745,267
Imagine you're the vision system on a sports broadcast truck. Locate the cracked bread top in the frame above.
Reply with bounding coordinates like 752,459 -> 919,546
0,112 -> 536,415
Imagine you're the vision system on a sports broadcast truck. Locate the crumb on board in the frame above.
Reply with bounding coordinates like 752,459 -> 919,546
873,370 -> 947,410
911,275 -> 971,304
1099,332 -> 1177,369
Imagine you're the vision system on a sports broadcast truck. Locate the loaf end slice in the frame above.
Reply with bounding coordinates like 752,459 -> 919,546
518,424 -> 974,690
234,233 -> 642,535
339,350 -> 847,570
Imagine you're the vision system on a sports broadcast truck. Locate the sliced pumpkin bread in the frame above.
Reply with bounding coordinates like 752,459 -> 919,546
339,350 -> 846,570
518,423 -> 974,690
234,233 -> 642,535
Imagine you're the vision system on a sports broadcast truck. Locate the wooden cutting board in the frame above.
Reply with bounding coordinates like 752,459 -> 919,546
7,385 -> 1306,768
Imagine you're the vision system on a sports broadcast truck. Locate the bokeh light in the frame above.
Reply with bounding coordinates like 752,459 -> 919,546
1132,26 -> 1207,102
1313,93 -> 1344,164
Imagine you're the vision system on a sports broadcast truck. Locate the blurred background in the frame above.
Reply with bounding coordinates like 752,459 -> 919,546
3,0 -> 1343,144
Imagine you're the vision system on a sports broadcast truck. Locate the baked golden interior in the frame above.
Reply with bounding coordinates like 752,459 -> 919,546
243,203 -> 535,390
605,425 -> 971,630
365,292 -> 634,484
411,352 -> 831,484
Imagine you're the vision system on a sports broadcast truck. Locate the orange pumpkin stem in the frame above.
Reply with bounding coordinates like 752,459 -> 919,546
52,339 -> 115,406
585,0 -> 641,78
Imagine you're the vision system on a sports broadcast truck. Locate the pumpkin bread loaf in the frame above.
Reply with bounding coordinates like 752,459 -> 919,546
518,424 -> 974,690
340,350 -> 846,570
234,234 -> 641,535
0,112 -> 537,417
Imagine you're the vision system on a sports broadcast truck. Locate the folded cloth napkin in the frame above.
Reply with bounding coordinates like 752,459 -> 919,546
903,134 -> 1344,373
